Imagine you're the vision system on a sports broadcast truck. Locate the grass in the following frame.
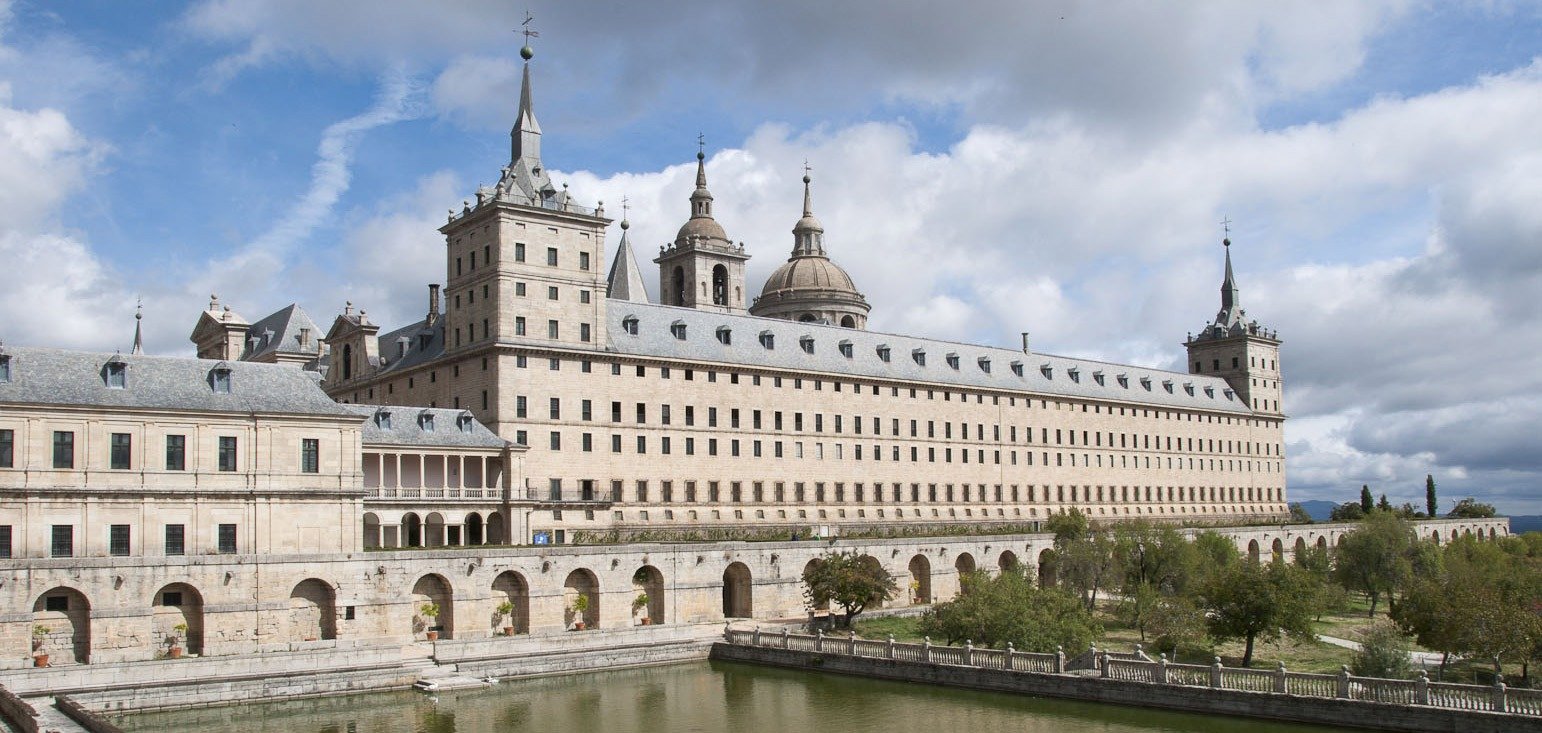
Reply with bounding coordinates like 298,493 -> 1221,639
853,615 -> 928,643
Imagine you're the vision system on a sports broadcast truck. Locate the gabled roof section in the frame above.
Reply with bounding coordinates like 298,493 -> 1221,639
243,304 -> 322,360
374,318 -> 446,376
606,221 -> 650,303
347,405 -> 506,449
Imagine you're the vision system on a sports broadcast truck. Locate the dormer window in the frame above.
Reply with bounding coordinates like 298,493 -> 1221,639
977,357 -> 990,373
1067,367 -> 1080,383
1009,361 -> 1023,377
622,316 -> 639,336
211,364 -> 232,394
945,353 -> 960,370
1223,388 -> 1234,400
800,335 -> 815,354
876,345 -> 891,362
1183,382 -> 1195,396
1117,374 -> 1129,388
1040,364 -> 1053,378
1204,385 -> 1215,397
1162,379 -> 1174,393
457,412 -> 475,433
670,321 -> 687,340
1093,371 -> 1104,386
911,349 -> 926,367
759,331 -> 775,349
716,326 -> 732,345
0,353 -> 11,383
838,340 -> 854,358
1140,377 -> 1152,390
419,411 -> 436,432
375,410 -> 392,429
105,360 -> 127,389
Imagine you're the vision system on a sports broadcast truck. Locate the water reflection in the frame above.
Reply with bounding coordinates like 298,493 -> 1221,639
118,661 -> 1357,733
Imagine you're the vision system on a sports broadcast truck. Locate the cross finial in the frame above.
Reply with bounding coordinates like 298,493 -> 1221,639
521,10 -> 538,44
622,195 -> 630,219
698,133 -> 705,155
803,159 -> 812,177
1220,216 -> 1232,242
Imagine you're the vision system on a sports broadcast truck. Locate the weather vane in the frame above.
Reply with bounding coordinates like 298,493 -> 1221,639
1220,216 -> 1232,243
622,195 -> 630,219
521,10 -> 538,44
697,133 -> 705,156
803,159 -> 812,177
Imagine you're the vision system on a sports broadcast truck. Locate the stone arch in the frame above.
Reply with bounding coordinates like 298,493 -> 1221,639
1247,539 -> 1261,563
1271,538 -> 1284,563
152,583 -> 204,657
1490,527 -> 1498,540
798,314 -> 817,322
288,579 -> 337,642
362,512 -> 381,549
840,315 -> 855,328
563,569 -> 600,629
723,562 -> 753,619
672,267 -> 686,305
1316,535 -> 1328,550
998,550 -> 1020,573
857,555 -> 888,609
712,264 -> 729,306
1464,527 -> 1473,538
907,555 -> 931,604
491,571 -> 529,635
33,587 -> 90,664
411,574 -> 454,640
632,565 -> 665,625
486,511 -> 506,545
341,343 -> 353,381
802,558 -> 830,611
1037,548 -> 1057,588
954,552 -> 977,575
465,512 -> 484,546
1431,530 -> 1441,544
1294,537 -> 1307,557
424,512 -> 446,547
402,512 -> 422,548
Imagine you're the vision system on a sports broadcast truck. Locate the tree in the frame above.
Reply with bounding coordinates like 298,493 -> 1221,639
1351,623 -> 1412,679
1394,576 -> 1465,678
802,552 -> 897,627
1360,485 -> 1374,514
1330,502 -> 1365,522
1199,560 -> 1318,667
1448,498 -> 1496,519
1058,527 -> 1116,611
1046,508 -> 1090,544
1287,503 -> 1314,524
919,569 -> 1100,652
1425,475 -> 1438,519
1112,521 -> 1198,639
1377,494 -> 1393,513
1332,511 -> 1415,617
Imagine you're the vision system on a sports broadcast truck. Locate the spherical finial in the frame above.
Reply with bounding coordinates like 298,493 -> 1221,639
620,218 -> 630,231
520,45 -> 533,61
1223,237 -> 1231,248
803,174 -> 811,184
697,150 -> 705,162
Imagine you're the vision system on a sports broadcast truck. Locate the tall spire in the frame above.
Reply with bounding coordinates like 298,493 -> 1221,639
791,167 -> 826,257
1220,237 -> 1239,312
510,38 -> 542,169
607,203 -> 650,303
131,299 -> 144,355
690,137 -> 714,220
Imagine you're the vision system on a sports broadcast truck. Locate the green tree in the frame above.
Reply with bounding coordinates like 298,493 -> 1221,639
1059,527 -> 1116,611
1350,623 -> 1412,679
1145,594 -> 1209,659
1447,498 -> 1496,519
919,569 -> 1100,652
1112,521 -> 1197,639
1332,511 -> 1415,617
1199,560 -> 1318,667
1330,502 -> 1365,522
1287,503 -> 1314,524
1377,494 -> 1393,512
1360,485 -> 1374,514
802,552 -> 897,628
1394,575 -> 1465,678
1046,508 -> 1090,544
1425,475 -> 1438,519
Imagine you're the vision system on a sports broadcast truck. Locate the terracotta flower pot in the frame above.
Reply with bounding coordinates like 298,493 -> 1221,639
426,630 -> 439,641
169,647 -> 183,659
573,621 -> 586,631
503,626 -> 514,636
32,654 -> 47,668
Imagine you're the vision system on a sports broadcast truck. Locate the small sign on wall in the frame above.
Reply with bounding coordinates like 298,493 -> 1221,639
532,531 -> 551,545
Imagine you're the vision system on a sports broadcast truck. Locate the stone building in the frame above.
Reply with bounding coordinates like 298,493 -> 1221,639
311,46 -> 1290,544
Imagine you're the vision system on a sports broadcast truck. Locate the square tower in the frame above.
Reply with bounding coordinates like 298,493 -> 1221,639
1184,238 -> 1283,416
654,151 -> 750,312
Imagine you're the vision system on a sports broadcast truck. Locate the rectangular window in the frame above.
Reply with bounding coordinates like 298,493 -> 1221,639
515,242 -> 526,262
548,320 -> 559,339
165,435 -> 186,471
218,436 -> 238,472
546,247 -> 558,266
0,525 -> 10,558
109,524 -> 130,556
0,429 -> 12,468
217,524 -> 237,554
516,317 -> 526,336
301,438 -> 320,473
580,251 -> 591,270
165,524 -> 185,556
52,431 -> 74,469
51,525 -> 73,557
517,396 -> 528,418
580,323 -> 592,342
550,431 -> 561,450
549,397 -> 561,420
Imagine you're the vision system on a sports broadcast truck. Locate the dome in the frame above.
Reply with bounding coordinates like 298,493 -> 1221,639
760,257 -> 859,297
675,216 -> 728,244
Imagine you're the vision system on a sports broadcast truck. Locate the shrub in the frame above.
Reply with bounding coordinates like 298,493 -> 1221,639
1351,623 -> 1412,679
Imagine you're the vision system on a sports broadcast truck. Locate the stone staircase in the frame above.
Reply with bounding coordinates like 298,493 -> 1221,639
405,644 -> 494,692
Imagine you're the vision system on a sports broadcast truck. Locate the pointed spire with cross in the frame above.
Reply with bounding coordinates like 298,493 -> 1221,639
131,298 -> 144,355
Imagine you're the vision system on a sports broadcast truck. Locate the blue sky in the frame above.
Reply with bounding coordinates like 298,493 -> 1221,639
3,1 -> 1542,514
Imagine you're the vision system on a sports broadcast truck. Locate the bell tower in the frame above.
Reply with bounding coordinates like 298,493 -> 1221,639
1184,236 -> 1283,415
655,146 -> 750,312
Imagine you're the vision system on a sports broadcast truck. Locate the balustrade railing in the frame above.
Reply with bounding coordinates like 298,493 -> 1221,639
721,628 -> 1537,718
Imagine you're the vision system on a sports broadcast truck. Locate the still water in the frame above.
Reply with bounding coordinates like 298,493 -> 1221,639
116,661 -> 1359,733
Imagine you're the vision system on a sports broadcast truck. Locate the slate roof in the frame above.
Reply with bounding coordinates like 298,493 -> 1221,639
346,405 -> 507,449
606,302 -> 1254,415
374,319 -> 445,377
243,304 -> 322,360
0,346 -> 357,417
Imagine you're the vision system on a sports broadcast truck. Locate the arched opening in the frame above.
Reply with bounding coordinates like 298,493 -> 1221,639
1037,548 -> 1057,588
411,574 -> 454,640
486,511 -> 506,545
672,267 -> 686,306
152,583 -> 204,657
1489,528 -> 1498,540
563,569 -> 600,629
631,566 -> 665,625
1294,537 -> 1307,557
402,513 -> 422,548
1464,528 -> 1473,538
1247,539 -> 1261,563
465,513 -> 484,546
341,344 -> 353,381
802,559 -> 829,612
289,579 -> 337,642
424,513 -> 446,547
798,314 -> 817,322
1316,535 -> 1328,550
998,550 -> 1020,573
857,555 -> 887,609
1431,530 -> 1440,544
1270,538 -> 1284,564
491,571 -> 530,635
954,552 -> 977,576
712,265 -> 728,306
362,512 -> 381,549
33,587 -> 90,664
907,555 -> 931,604
723,563 -> 753,618
840,315 -> 855,328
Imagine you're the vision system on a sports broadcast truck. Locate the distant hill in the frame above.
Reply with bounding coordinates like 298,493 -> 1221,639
1297,500 -> 1338,522
1507,516 -> 1542,534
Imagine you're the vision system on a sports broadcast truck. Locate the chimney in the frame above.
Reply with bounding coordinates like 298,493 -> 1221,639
1021,332 -> 1031,354
427,284 -> 441,327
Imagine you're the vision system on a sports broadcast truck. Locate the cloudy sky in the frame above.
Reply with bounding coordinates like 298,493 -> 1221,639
3,1 -> 1540,513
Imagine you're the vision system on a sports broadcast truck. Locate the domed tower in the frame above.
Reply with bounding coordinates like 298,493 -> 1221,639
654,148 -> 750,312
1184,236 -> 1283,415
750,171 -> 870,328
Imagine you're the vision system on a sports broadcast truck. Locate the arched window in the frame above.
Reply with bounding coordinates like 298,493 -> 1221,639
341,344 -> 353,380
671,267 -> 686,305
712,265 -> 728,306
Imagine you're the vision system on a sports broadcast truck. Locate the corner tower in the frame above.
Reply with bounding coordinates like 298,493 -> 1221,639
1185,237 -> 1283,415
750,171 -> 870,328
654,149 -> 749,312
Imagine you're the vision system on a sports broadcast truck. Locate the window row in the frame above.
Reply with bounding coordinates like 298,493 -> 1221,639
7,522 -> 240,559
453,243 -> 592,276
584,479 -> 1281,506
0,431 -> 318,474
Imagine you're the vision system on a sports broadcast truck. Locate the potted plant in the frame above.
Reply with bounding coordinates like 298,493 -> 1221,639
495,601 -> 516,635
570,594 -> 590,631
419,602 -> 441,641
168,622 -> 188,658
909,580 -> 923,604
31,625 -> 48,668
632,593 -> 650,625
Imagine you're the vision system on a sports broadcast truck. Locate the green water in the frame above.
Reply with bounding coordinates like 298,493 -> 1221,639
116,661 -> 1359,733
